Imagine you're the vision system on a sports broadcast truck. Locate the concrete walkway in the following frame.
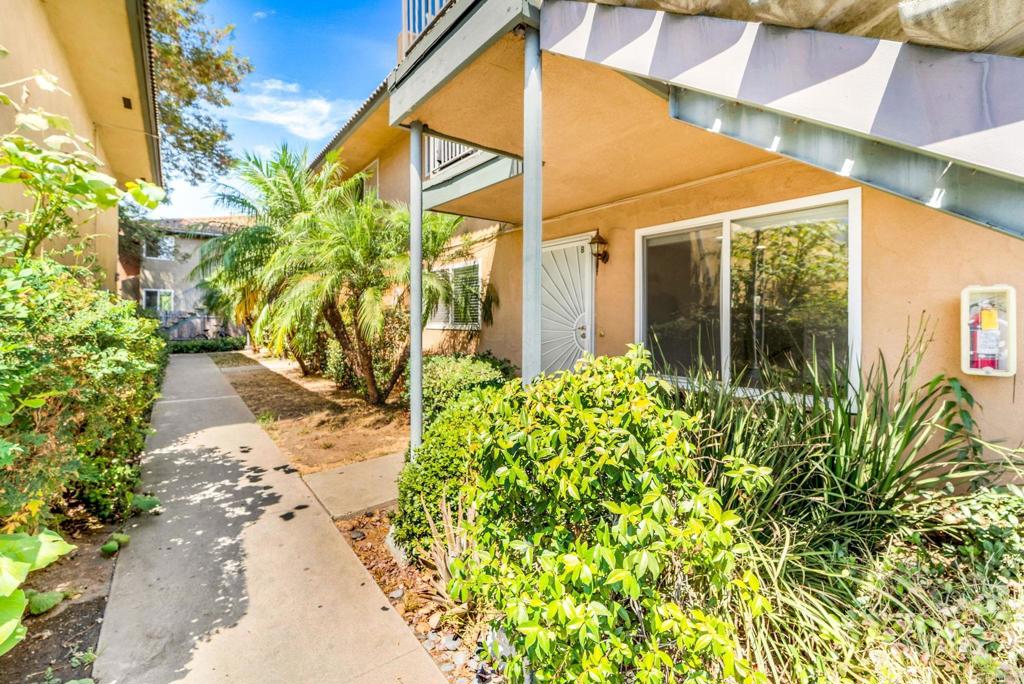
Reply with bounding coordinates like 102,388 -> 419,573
93,354 -> 444,684
304,453 -> 405,520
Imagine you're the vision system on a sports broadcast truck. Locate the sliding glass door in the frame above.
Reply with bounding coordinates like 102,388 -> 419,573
638,191 -> 860,391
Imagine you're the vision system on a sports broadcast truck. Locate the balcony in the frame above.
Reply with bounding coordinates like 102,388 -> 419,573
400,0 -> 455,56
425,135 -> 478,178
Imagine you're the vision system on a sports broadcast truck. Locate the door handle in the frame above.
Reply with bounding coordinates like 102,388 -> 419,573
577,325 -> 587,339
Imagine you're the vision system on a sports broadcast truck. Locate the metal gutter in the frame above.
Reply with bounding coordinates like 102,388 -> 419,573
309,78 -> 388,171
126,0 -> 163,186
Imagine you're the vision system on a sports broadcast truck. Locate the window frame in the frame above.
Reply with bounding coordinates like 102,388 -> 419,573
634,188 -> 862,393
426,259 -> 482,331
142,288 -> 175,312
143,235 -> 175,261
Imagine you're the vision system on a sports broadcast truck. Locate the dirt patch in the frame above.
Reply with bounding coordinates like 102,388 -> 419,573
0,524 -> 117,683
340,510 -> 498,683
211,351 -> 409,473
208,350 -> 261,368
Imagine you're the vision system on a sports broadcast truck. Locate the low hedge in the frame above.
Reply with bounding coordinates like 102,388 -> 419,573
403,352 -> 515,425
167,336 -> 246,354
0,258 -> 167,527
392,386 -> 499,554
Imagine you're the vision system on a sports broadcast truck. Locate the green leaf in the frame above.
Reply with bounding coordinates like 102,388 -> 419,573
0,589 -> 27,650
32,531 -> 75,571
0,555 -> 30,598
0,439 -> 18,467
0,622 -> 26,658
25,589 -> 64,616
32,70 -> 59,92
14,112 -> 48,131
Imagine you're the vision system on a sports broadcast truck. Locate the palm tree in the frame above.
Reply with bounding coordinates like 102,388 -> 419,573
265,190 -> 461,404
193,146 -> 353,363
194,142 -> 463,403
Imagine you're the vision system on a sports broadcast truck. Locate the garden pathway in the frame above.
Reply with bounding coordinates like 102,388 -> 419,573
92,354 -> 445,684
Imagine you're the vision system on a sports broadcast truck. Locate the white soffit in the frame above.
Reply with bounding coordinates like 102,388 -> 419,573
542,0 -> 1024,182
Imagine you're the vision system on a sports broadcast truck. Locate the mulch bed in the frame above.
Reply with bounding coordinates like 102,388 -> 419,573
0,521 -> 118,683
339,510 -> 496,684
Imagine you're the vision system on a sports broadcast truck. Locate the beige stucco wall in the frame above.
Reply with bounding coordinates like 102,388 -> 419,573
0,0 -> 125,290
359,72 -> 1024,448
139,234 -> 209,313
467,160 -> 1024,448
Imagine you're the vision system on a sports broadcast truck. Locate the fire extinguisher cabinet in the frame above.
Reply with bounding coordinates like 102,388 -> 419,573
961,285 -> 1017,377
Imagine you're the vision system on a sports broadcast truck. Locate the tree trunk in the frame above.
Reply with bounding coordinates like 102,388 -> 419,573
353,327 -> 382,405
381,339 -> 410,403
323,299 -> 359,372
323,299 -> 382,403
287,336 -> 310,376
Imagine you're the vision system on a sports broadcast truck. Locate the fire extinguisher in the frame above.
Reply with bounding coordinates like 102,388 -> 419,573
968,305 -> 1000,370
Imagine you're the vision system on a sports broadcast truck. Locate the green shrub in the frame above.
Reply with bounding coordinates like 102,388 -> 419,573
0,258 -> 166,527
450,348 -> 769,683
393,387 -> 498,553
670,339 -> 1023,682
402,353 -> 514,425
325,339 -> 359,389
167,336 -> 246,354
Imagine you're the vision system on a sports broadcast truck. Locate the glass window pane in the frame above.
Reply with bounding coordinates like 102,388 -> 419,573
144,290 -> 158,309
729,203 -> 848,389
644,225 -> 722,375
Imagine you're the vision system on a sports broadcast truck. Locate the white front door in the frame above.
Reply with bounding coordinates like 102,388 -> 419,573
541,234 -> 595,373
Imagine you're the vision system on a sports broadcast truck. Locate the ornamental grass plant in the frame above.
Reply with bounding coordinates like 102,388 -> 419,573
419,341 -> 1022,683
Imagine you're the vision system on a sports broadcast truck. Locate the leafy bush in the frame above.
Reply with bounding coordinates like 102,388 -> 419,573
669,340 -> 1023,682
0,258 -> 166,527
0,530 -> 74,656
450,348 -> 769,683
417,354 -> 513,424
167,336 -> 246,354
393,388 -> 498,554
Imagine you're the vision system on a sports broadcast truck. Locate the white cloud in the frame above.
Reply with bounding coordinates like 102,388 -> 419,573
227,80 -> 358,140
151,179 -> 223,219
257,78 -> 300,93
252,10 -> 275,20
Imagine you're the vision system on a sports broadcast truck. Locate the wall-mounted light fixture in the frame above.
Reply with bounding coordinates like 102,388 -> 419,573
590,231 -> 609,272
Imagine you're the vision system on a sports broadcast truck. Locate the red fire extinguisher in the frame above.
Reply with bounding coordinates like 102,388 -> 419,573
968,305 -> 1000,371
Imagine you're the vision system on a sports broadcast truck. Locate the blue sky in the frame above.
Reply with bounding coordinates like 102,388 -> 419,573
154,0 -> 399,218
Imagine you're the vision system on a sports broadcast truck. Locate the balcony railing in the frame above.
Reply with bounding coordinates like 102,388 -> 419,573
401,0 -> 454,55
426,135 -> 478,178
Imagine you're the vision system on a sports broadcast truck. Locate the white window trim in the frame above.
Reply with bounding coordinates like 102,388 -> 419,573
142,288 -> 175,311
143,235 -> 175,261
634,188 -> 862,395
426,259 -> 482,331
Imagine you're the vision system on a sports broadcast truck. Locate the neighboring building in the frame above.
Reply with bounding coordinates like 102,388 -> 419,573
136,216 -> 249,340
0,0 -> 162,291
323,0 -> 1024,449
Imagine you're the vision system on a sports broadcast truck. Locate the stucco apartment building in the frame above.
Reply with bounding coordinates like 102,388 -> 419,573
322,0 -> 1024,449
133,216 -> 248,339
0,0 -> 162,292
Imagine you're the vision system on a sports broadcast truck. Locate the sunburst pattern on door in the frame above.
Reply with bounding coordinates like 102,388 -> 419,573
541,238 -> 594,373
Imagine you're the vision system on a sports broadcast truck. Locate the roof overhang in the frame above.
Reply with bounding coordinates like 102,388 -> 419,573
311,79 -> 390,172
543,0 -> 1024,236
42,0 -> 162,186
